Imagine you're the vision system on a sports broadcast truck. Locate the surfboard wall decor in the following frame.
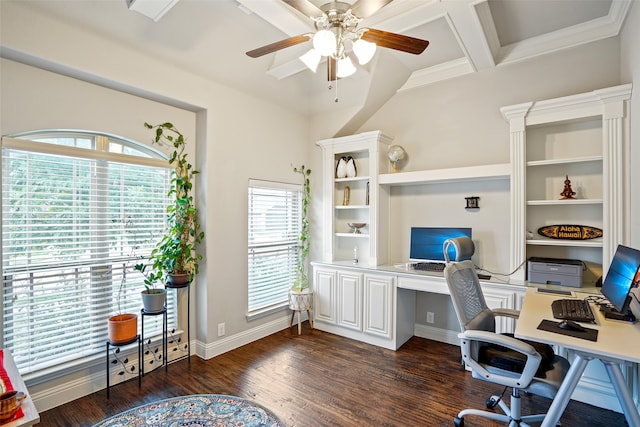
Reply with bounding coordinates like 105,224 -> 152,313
537,225 -> 603,240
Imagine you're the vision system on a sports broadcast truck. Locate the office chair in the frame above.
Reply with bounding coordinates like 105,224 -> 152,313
443,237 -> 570,427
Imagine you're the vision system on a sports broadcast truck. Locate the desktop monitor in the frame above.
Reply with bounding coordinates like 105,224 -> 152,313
601,244 -> 640,315
409,227 -> 472,263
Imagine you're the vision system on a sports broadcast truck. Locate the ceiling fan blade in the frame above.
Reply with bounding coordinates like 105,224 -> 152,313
327,56 -> 337,81
361,28 -> 429,55
246,34 -> 311,58
350,0 -> 393,19
282,0 -> 323,18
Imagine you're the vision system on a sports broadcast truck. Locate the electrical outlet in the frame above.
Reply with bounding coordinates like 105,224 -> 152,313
427,312 -> 435,324
217,322 -> 225,337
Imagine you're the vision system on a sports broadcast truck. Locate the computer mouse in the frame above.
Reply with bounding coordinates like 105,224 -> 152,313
558,320 -> 586,332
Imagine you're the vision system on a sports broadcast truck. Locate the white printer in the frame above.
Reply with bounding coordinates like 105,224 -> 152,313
527,257 -> 583,288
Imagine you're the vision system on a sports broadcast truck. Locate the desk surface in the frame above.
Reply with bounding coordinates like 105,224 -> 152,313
516,288 -> 640,364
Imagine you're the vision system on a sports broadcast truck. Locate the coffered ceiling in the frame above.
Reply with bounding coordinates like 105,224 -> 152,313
5,0 -> 632,116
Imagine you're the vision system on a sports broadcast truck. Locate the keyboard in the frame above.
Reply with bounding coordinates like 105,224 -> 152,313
412,262 -> 445,272
551,299 -> 596,323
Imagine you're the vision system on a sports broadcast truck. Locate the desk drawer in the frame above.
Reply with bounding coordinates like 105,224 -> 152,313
397,276 -> 448,294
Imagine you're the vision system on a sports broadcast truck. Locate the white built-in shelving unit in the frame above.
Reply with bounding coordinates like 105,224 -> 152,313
502,84 -> 632,284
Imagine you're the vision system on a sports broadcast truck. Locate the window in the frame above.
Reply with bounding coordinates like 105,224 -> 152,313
247,179 -> 301,315
1,132 -> 174,377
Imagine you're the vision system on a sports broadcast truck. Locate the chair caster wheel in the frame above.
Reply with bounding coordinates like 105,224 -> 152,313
453,417 -> 464,427
485,397 -> 498,409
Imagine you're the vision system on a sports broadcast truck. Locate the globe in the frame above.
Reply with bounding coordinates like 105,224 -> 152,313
387,145 -> 406,171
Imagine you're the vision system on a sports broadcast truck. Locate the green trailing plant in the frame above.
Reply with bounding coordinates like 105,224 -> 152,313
292,164 -> 311,292
135,122 -> 205,286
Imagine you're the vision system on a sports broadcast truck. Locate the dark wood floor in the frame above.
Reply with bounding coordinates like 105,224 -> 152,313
40,323 -> 627,426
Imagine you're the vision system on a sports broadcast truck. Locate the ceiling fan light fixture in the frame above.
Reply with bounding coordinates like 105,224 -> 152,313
299,49 -> 321,73
313,29 -> 336,57
353,38 -> 376,65
336,56 -> 356,78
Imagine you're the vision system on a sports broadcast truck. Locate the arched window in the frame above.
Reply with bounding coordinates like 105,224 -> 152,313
1,131 -> 177,377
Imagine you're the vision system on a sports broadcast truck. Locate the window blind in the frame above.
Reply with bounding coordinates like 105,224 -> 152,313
247,179 -> 301,313
1,136 -> 174,375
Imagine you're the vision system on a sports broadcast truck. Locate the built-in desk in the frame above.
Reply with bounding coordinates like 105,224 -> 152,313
312,261 -> 527,351
311,261 -> 633,414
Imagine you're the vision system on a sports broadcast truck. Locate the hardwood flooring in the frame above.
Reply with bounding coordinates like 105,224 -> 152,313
40,324 -> 627,426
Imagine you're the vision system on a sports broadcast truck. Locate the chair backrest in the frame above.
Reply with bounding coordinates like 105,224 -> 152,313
444,260 -> 496,332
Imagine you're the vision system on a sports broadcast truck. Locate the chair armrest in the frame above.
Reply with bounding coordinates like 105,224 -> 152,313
492,308 -> 520,319
458,330 -> 542,389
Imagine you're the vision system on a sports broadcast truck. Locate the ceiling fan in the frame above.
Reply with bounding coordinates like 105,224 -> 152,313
245,0 -> 430,81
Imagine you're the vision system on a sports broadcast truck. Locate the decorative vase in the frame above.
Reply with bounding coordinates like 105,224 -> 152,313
141,289 -> 167,313
345,156 -> 357,178
336,156 -> 348,178
108,313 -> 138,344
167,273 -> 191,287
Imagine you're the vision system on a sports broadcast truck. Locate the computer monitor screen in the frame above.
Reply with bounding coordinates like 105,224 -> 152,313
601,244 -> 640,314
409,227 -> 472,263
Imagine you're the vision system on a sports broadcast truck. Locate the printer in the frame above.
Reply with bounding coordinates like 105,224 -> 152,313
527,257 -> 583,288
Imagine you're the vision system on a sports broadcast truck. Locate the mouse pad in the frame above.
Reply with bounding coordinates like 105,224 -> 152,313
537,319 -> 598,342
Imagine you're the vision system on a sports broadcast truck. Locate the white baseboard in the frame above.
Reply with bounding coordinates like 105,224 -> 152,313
414,323 -> 461,346
195,316 -> 295,360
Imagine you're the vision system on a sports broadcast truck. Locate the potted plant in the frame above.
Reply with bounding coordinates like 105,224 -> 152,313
134,263 -> 167,313
143,122 -> 204,288
289,164 -> 313,312
108,254 -> 139,344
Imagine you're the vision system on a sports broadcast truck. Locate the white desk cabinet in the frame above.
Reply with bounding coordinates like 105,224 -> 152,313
312,264 -> 407,349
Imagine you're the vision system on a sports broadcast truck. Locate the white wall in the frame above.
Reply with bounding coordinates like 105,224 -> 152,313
0,59 -> 196,150
1,1 -> 309,411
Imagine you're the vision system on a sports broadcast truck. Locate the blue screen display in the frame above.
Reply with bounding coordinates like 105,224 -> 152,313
409,227 -> 472,262
601,245 -> 640,313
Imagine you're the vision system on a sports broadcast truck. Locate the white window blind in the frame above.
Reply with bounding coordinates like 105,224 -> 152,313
247,179 -> 301,313
1,135 -> 174,376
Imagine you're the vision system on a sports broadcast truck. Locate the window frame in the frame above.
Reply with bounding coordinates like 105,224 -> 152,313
247,178 -> 302,319
1,131 -> 178,380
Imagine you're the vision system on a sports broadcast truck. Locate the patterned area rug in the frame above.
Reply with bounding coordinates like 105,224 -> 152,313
93,394 -> 285,427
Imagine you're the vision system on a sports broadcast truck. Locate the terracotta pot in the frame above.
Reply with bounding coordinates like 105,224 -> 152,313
141,289 -> 166,313
108,313 -> 138,344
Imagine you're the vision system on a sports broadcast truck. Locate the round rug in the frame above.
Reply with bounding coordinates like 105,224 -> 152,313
93,394 -> 285,427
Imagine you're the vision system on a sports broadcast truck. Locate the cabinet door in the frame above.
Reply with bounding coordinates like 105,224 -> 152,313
363,273 -> 394,338
314,268 -> 336,324
337,271 -> 362,331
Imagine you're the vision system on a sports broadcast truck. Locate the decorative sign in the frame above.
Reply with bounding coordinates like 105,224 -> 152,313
537,225 -> 603,240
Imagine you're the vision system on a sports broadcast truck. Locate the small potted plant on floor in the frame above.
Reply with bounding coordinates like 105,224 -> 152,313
144,122 -> 204,288
289,164 -> 313,312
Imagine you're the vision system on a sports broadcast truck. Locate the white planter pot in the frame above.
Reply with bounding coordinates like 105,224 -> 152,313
288,288 -> 313,310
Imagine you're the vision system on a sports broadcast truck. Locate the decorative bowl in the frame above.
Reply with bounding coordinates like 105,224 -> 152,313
347,223 -> 367,234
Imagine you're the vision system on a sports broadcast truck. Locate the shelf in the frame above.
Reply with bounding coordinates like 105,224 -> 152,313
526,238 -> 603,247
336,233 -> 369,238
335,176 -> 370,183
378,163 -> 510,186
527,155 -> 603,167
335,205 -> 369,210
527,198 -> 603,206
